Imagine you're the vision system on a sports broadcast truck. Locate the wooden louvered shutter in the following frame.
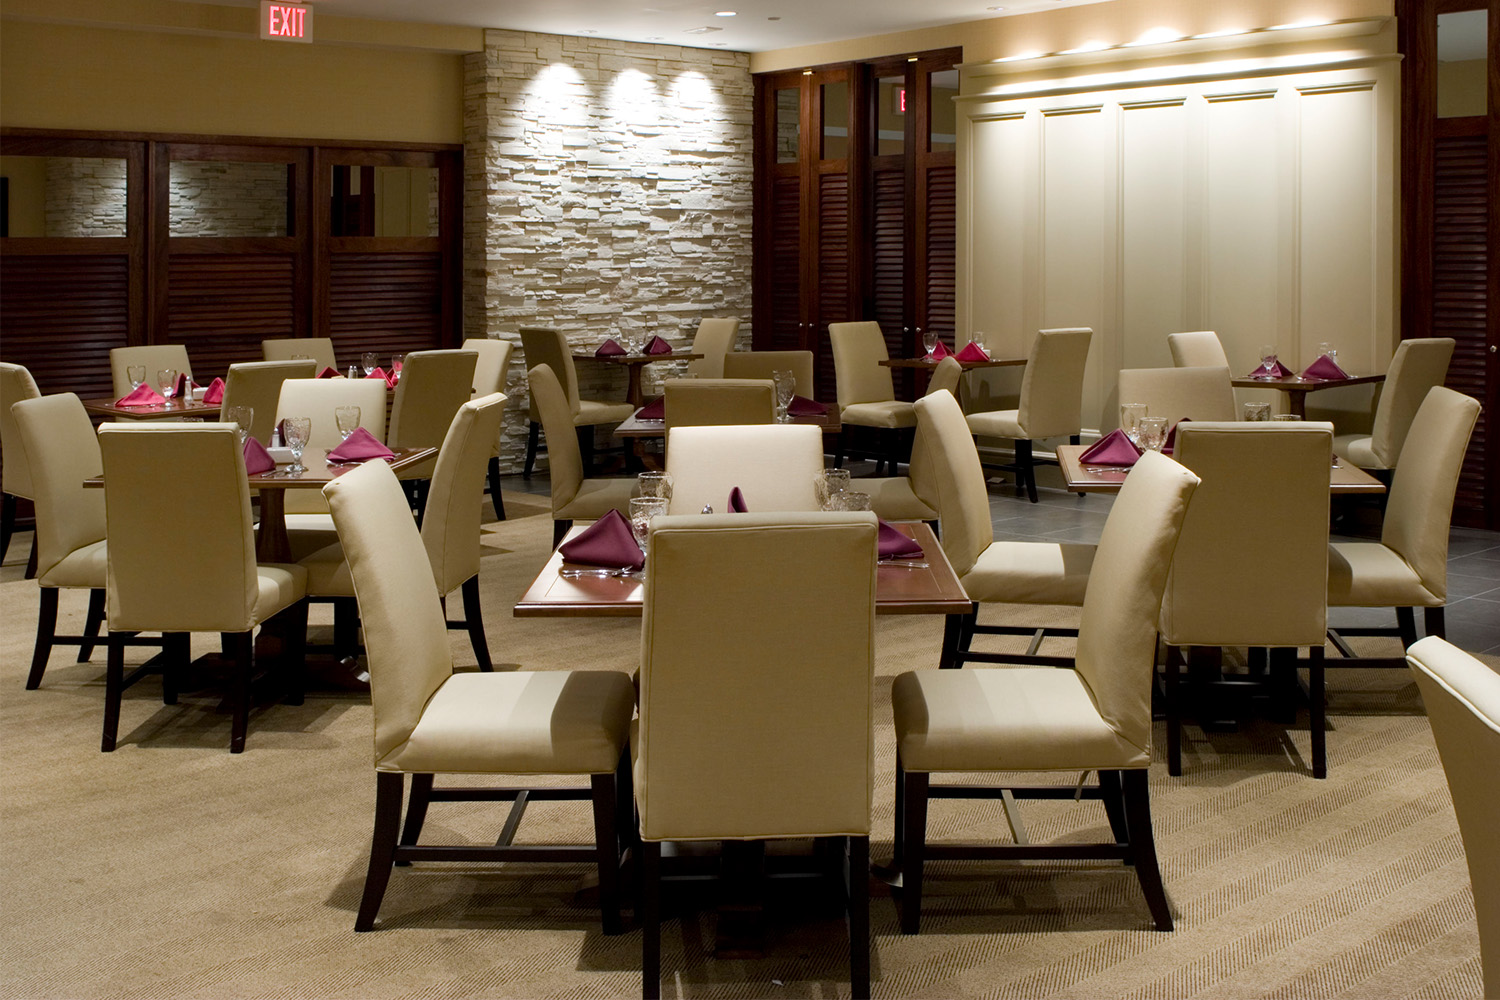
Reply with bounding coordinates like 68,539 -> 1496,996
920,164 -> 957,353
167,253 -> 297,376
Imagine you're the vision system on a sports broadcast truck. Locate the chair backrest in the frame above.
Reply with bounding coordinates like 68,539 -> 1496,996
422,392 -> 508,594
324,458 -> 453,766
1381,387 -> 1481,601
721,350 -> 815,398
527,364 -> 585,510
637,511 -> 878,841
520,327 -> 580,419
388,349 -> 478,451
1160,422 -> 1332,647
912,391 -> 995,577
663,378 -> 775,429
684,318 -> 741,378
262,337 -> 338,371
109,345 -> 192,398
925,356 -> 964,400
663,424 -> 823,515
905,357 -> 966,509
1116,366 -> 1237,426
275,377 -> 390,514
828,321 -> 895,409
1368,338 -> 1456,467
1405,636 -> 1500,1000
463,337 -> 514,458
1074,451 -> 1201,755
11,394 -> 105,584
0,362 -> 42,499
1167,330 -> 1231,369
98,423 -> 258,633
1017,327 -> 1092,438
221,360 -> 317,445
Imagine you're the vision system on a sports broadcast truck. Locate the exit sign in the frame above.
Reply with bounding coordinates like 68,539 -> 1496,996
261,2 -> 312,43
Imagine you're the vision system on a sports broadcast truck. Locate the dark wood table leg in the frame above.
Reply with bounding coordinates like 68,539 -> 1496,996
255,491 -> 291,564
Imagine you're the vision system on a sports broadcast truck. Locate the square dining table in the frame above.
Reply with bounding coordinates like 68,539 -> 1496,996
1055,444 -> 1386,495
82,396 -> 224,420
1229,372 -> 1386,418
573,350 -> 703,408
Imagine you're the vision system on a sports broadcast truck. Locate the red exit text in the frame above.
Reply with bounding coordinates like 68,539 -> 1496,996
260,2 -> 312,43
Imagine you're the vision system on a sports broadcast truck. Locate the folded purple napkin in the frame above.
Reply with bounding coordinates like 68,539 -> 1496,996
956,341 -> 990,362
729,487 -> 748,513
645,335 -> 673,355
202,378 -> 225,405
365,366 -> 388,382
243,437 -> 275,475
637,395 -> 665,420
116,384 -> 165,407
317,366 -> 343,379
1161,417 -> 1190,457
328,426 -> 395,463
558,509 -> 644,571
595,339 -> 626,357
878,520 -> 924,559
928,339 -> 953,360
1300,354 -> 1350,380
1247,359 -> 1294,379
787,395 -> 829,416
1078,428 -> 1142,467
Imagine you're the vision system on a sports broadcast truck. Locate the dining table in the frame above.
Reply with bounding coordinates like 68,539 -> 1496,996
1230,372 -> 1386,418
1055,444 -> 1387,495
82,396 -> 225,420
881,354 -> 1026,393
574,350 -> 703,408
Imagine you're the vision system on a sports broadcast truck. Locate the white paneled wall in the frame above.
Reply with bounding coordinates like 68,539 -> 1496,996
958,46 -> 1398,441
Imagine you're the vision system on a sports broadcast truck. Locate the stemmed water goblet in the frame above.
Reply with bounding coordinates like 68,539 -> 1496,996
157,368 -> 178,405
922,329 -> 938,358
390,354 -> 405,382
335,405 -> 361,440
281,416 -> 312,474
772,369 -> 796,424
815,468 -> 852,510
628,497 -> 668,575
361,352 -> 379,377
1137,416 -> 1168,453
225,406 -> 254,447
1258,344 -> 1279,379
637,471 -> 673,501
127,365 -> 147,391
1119,403 -> 1147,448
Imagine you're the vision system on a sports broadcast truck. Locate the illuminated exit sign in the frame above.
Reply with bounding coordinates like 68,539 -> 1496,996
260,2 -> 312,43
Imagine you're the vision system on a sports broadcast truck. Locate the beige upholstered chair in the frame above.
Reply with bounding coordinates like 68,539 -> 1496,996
637,512 -> 878,998
966,327 -> 1093,503
663,424 -> 823,515
298,393 -> 508,670
12,394 -> 110,690
891,451 -> 1200,935
520,327 -> 633,476
1327,387 -> 1481,663
324,458 -> 634,934
828,320 -> 915,475
262,337 -> 338,371
220,359 -> 317,445
1166,330 -> 1231,369
462,337 -> 514,520
683,317 -> 741,378
275,377 -> 391,552
1159,422 -> 1334,778
915,389 -> 1095,666
1333,337 -> 1455,471
528,364 -> 635,548
1116,367 -> 1237,426
388,348 -> 478,486
661,378 -> 774,429
862,356 -> 963,523
1,361 -> 41,570
98,422 -> 308,753
1406,637 -> 1500,1000
109,344 -> 192,398
721,349 -> 815,397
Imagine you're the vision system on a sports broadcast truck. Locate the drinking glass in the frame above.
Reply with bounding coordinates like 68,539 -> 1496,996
157,368 -> 178,404
1242,401 -> 1272,422
772,370 -> 796,423
1137,416 -> 1168,453
390,354 -> 405,381
637,471 -> 673,501
628,497 -> 669,567
225,406 -> 254,446
281,416 -> 312,474
833,490 -> 872,512
1257,344 -> 1279,379
334,405 -> 361,440
1271,413 -> 1303,422
361,352 -> 379,376
126,365 -> 147,390
1119,402 -> 1148,446
922,329 -> 939,358
815,468 -> 852,510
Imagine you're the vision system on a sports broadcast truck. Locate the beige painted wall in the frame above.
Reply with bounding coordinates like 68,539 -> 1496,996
1439,59 -> 1488,118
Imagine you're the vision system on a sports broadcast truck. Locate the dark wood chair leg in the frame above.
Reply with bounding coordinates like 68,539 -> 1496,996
552,518 -> 572,550
460,575 -> 493,672
577,427 -> 595,476
487,457 -> 507,521
1165,645 -> 1184,777
396,773 -> 433,865
163,632 -> 190,705
1097,768 -> 1129,843
333,597 -> 360,658
1396,605 -> 1418,647
355,771 -> 405,931
24,534 -> 38,579
102,633 -> 125,752
899,764 -> 929,935
27,587 -> 58,690
834,429 -> 848,469
849,834 -> 870,998
78,588 -> 106,663
1,491 -> 14,564
229,630 -> 254,753
523,421 -> 541,477
1122,769 -> 1173,931
591,766 -> 624,935
939,612 -> 964,670
1016,439 -> 1038,502
641,839 -> 662,999
1308,645 -> 1326,779
282,599 -> 308,706
1423,606 -> 1445,641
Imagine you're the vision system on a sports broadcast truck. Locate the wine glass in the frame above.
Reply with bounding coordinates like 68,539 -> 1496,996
922,329 -> 938,358
628,497 -> 668,570
390,354 -> 405,382
1258,344 -> 1279,379
816,468 -> 852,510
334,405 -> 361,440
281,416 -> 312,474
637,471 -> 673,501
1242,401 -> 1271,422
157,368 -> 178,405
126,365 -> 147,390
772,369 -> 796,423
1119,403 -> 1148,447
1137,416 -> 1168,453
225,406 -> 254,446
361,352 -> 379,376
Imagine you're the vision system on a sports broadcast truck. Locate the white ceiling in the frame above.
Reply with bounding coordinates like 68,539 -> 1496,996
206,0 -> 1118,52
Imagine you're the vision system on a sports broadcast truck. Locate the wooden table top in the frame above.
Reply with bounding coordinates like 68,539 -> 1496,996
1229,373 -> 1386,393
613,407 -> 842,438
1055,444 -> 1386,495
574,350 -> 703,365
881,356 -> 1026,370
245,447 -> 437,490
514,520 -> 969,618
82,396 -> 225,420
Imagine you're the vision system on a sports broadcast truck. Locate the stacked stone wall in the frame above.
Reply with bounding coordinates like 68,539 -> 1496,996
43,157 -> 127,237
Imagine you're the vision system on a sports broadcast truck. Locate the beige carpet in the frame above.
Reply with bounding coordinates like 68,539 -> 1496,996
0,494 -> 1488,999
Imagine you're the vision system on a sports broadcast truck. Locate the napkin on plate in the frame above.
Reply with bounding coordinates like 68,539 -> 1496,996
956,341 -> 990,362
558,509 -> 645,571
1246,359 -> 1295,379
878,520 -> 924,559
1078,428 -> 1142,467
202,378 -> 225,405
928,339 -> 953,360
316,366 -> 343,379
728,487 -> 748,513
327,426 -> 395,463
1300,354 -> 1350,380
1161,417 -> 1190,457
637,395 -> 666,420
645,335 -> 673,355
116,384 -> 165,407
595,339 -> 627,357
787,395 -> 829,416
243,437 -> 276,475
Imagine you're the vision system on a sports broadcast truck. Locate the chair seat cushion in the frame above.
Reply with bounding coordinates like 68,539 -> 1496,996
556,477 -> 636,520
962,540 -> 1095,606
298,541 -> 354,597
381,669 -> 636,775
575,399 -> 635,427
861,478 -> 938,522
965,409 -> 1024,440
1332,433 -> 1383,470
40,539 -> 107,589
1328,541 -> 1440,608
841,400 -> 916,429
253,564 -> 308,625
892,667 -> 1149,773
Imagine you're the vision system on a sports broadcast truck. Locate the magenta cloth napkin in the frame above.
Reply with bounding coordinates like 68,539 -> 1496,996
317,366 -> 343,379
1079,428 -> 1142,467
365,366 -> 388,382
1162,417 -> 1190,457
637,395 -> 666,420
202,378 -> 225,405
645,335 -> 673,355
787,395 -> 828,416
1300,354 -> 1350,380
328,426 -> 395,463
728,487 -> 748,513
878,520 -> 924,559
1247,359 -> 1295,378
558,509 -> 645,571
956,341 -> 990,362
175,372 -> 192,398
595,339 -> 627,357
243,437 -> 276,475
116,384 -> 165,407
928,339 -> 953,360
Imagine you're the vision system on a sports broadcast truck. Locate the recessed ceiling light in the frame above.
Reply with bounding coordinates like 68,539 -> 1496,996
1060,40 -> 1112,54
714,10 -> 737,16
1270,18 -> 1332,30
802,68 -> 813,75
1191,27 -> 1248,39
